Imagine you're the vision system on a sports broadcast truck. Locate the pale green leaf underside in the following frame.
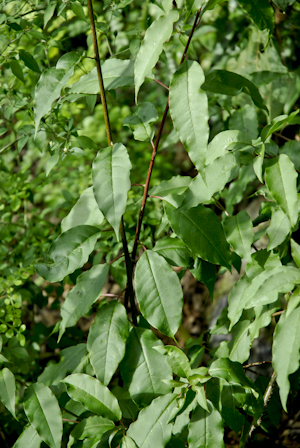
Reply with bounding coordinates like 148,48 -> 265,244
223,211 -> 254,262
169,60 -> 209,171
71,415 -> 115,440
267,208 -> 291,250
134,9 -> 179,102
92,143 -> 132,240
135,250 -> 183,337
188,401 -> 225,448
61,187 -> 104,232
59,264 -> 109,340
206,130 -> 252,165
12,425 -> 42,448
24,383 -> 62,448
63,373 -> 122,421
0,368 -> 16,418
273,308 -> 300,411
87,301 -> 129,386
35,225 -> 101,282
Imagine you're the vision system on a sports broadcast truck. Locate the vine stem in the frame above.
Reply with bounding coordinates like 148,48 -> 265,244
87,0 -> 136,322
240,370 -> 277,447
131,8 -> 202,262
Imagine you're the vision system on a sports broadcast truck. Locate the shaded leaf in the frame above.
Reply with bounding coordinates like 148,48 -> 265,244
149,176 -> 191,197
291,238 -> 300,268
238,0 -> 274,33
135,250 -> 183,337
261,110 -> 299,141
273,308 -> 300,411
0,368 -> 16,418
169,60 -> 209,171
188,401 -> 224,448
59,264 -> 109,340
35,225 -> 101,282
190,258 -> 216,299
209,358 -> 255,392
202,70 -> 268,111
229,104 -> 258,140
19,50 -> 41,73
165,203 -> 231,269
92,143 -> 131,240
24,383 -> 62,448
87,301 -> 129,386
120,436 -> 138,448
272,0 -> 296,11
120,328 -> 173,406
221,385 -> 245,434
155,345 -> 192,378
134,10 -> 179,102
123,102 -> 158,141
71,416 -> 115,440
206,130 -> 252,165
63,373 -> 122,421
44,2 -> 56,28
46,153 -> 59,176
12,425 -> 42,448
153,237 -> 194,267
223,211 -> 254,262
61,187 -> 104,232
127,394 -> 178,448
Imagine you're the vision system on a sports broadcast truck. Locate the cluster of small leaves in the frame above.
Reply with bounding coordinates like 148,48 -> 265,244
1,0 -> 300,447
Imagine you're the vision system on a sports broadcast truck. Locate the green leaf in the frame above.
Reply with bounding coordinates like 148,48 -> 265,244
111,386 -> 139,420
165,203 -> 231,269
221,385 -> 245,434
153,237 -> 193,267
267,208 -> 291,250
38,343 -> 88,386
227,320 -> 251,363
87,301 -> 129,386
209,358 -> 255,392
185,0 -> 206,20
71,416 -> 115,440
34,67 -> 74,135
169,60 -> 209,171
123,102 -> 158,141
200,0 -> 227,16
280,141 -> 300,171
56,52 -> 81,70
261,111 -> 299,142
19,50 -> 41,73
223,211 -> 254,262
35,225 -> 101,282
120,436 -> 138,448
127,394 -> 178,448
12,425 -> 42,448
61,187 -> 104,232
71,59 -> 136,93
44,2 -> 57,28
10,60 -> 25,83
156,345 -> 192,378
291,238 -> 300,268
228,266 -> 300,328
203,70 -> 268,111
0,368 -> 16,418
46,153 -> 60,176
135,250 -> 183,337
206,130 -> 252,165
188,402 -> 224,448
190,258 -> 216,299
59,264 -> 109,340
24,383 -> 62,448
253,143 -> 265,183
149,176 -> 191,197
272,0 -> 296,11
287,286 -> 300,318
71,1 -> 87,21
134,9 -> 179,102
237,0 -> 274,32
92,143 -> 131,240
120,328 -> 173,406
229,104 -> 258,140
62,373 -> 122,421
272,308 -> 300,411
265,154 -> 298,227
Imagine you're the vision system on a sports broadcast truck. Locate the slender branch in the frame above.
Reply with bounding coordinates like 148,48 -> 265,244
243,361 -> 272,369
271,310 -> 284,317
131,8 -> 202,263
87,0 -> 136,320
153,79 -> 169,90
274,132 -> 291,142
62,418 -> 80,423
241,371 -> 277,448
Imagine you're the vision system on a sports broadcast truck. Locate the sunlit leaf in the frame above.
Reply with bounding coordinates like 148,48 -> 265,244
0,368 -> 16,418
188,401 -> 224,448
267,209 -> 291,250
12,425 -> 42,448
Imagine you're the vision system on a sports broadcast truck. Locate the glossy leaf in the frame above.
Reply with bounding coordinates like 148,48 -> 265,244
0,368 -> 16,418
35,226 -> 101,282
153,237 -> 193,267
38,343 -> 88,386
62,373 -> 122,421
24,383 -> 62,448
261,110 -> 299,142
12,425 -> 42,448
19,50 -> 41,73
272,308 -> 300,411
188,402 -> 224,448
120,328 -> 173,406
265,154 -> 298,227
127,393 -> 178,448
59,264 -> 109,340
135,250 -> 183,337
238,0 -> 274,32
202,70 -> 268,112
92,143 -> 131,240
228,266 -> 300,328
120,436 -> 138,448
156,345 -> 192,378
87,301 -> 129,386
134,9 -> 179,102
34,67 -> 74,135
165,203 -> 231,269
123,102 -> 158,141
206,130 -> 252,165
71,59 -> 135,93
209,358 -> 255,392
223,211 -> 254,262
169,60 -> 209,171
71,416 -> 115,440
61,187 -> 104,232
267,208 -> 291,250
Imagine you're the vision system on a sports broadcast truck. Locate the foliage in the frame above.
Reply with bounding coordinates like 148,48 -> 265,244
0,0 -> 300,447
